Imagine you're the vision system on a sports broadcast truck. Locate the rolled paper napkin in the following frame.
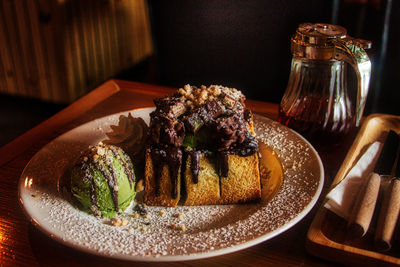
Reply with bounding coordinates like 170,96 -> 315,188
325,141 -> 382,219
374,178 -> 400,251
347,172 -> 381,238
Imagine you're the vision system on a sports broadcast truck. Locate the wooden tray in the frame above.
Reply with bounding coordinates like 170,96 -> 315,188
306,114 -> 400,266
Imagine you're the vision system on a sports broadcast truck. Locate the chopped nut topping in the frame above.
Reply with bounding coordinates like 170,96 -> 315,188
171,223 -> 186,232
145,214 -> 150,219
222,93 -> 237,109
111,218 -> 122,226
169,101 -> 186,117
97,146 -> 106,156
133,212 -> 140,219
136,179 -> 144,192
177,213 -> 185,220
159,210 -> 166,216
121,218 -> 128,226
178,84 -> 244,110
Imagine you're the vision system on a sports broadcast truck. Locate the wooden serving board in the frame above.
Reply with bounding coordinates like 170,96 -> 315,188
306,114 -> 400,266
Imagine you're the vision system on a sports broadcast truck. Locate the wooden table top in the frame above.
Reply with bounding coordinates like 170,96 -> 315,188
0,80 -> 351,266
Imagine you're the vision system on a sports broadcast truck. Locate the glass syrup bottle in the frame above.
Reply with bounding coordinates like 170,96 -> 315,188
278,23 -> 372,147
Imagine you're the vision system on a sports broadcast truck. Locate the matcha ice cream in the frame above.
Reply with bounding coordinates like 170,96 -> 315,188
70,142 -> 136,217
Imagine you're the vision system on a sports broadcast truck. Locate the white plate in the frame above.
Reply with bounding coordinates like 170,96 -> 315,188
19,108 -> 324,262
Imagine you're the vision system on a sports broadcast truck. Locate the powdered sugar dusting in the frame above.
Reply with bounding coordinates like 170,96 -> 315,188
19,109 -> 323,261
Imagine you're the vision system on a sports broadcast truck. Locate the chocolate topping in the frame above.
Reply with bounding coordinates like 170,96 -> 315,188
183,100 -> 223,134
148,85 -> 258,196
216,151 -> 229,178
149,112 -> 185,147
154,96 -> 186,118
150,146 -> 182,199
189,151 -> 200,183
211,112 -> 249,151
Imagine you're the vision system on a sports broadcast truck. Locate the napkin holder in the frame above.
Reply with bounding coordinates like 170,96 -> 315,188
306,113 -> 400,266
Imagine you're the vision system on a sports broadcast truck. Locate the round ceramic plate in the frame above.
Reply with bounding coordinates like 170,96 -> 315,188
19,108 -> 324,262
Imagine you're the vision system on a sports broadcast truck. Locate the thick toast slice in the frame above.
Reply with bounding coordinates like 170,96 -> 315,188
144,151 -> 181,207
219,153 -> 261,204
183,153 -> 220,205
145,150 -> 261,206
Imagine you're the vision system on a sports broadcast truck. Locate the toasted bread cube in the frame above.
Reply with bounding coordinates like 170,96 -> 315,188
219,153 -> 261,204
184,153 -> 220,205
144,151 -> 181,207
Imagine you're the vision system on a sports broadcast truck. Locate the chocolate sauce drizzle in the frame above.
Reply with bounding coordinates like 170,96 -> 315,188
216,152 -> 229,178
188,151 -> 200,183
110,147 -> 135,189
215,137 -> 258,177
94,159 -> 119,213
150,146 -> 182,199
82,164 -> 98,213
150,140 -> 258,198
78,145 -> 135,216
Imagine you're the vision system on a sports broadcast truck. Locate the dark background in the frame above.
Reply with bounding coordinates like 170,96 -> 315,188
2,0 -> 399,147
136,0 -> 399,115
147,0 -> 334,104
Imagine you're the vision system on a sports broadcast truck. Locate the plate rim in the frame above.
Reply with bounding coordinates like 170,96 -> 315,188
18,108 -> 324,262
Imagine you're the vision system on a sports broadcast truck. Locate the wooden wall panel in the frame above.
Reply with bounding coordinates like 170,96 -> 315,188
0,0 -> 153,103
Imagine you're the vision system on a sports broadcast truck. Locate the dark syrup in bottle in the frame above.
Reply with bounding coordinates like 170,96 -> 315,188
278,96 -> 355,148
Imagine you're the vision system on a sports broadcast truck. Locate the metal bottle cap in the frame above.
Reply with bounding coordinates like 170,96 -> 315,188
291,23 -> 371,60
296,23 -> 347,45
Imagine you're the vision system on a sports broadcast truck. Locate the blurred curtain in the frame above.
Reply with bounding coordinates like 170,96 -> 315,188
0,0 -> 153,103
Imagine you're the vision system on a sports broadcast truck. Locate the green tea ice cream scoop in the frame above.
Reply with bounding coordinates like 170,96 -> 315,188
70,142 -> 136,217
